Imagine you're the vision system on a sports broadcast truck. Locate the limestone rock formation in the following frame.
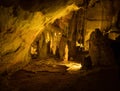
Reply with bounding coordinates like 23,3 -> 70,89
0,0 -> 120,75
0,0 -> 80,75
84,0 -> 120,50
89,29 -> 115,66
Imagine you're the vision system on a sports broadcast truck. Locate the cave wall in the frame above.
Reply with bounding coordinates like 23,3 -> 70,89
84,0 -> 120,50
0,7 -> 45,74
0,0 -> 80,75
0,0 -> 120,75
89,29 -> 115,66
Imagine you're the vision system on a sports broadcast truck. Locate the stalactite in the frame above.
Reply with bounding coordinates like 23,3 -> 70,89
50,35 -> 57,55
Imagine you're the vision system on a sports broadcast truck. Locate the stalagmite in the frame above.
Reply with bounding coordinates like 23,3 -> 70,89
64,44 -> 69,63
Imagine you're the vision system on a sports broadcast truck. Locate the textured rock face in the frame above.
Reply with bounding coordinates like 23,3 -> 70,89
89,29 -> 115,66
0,7 -> 45,74
59,35 -> 68,60
0,0 -> 80,75
84,0 -> 120,50
0,0 -> 120,75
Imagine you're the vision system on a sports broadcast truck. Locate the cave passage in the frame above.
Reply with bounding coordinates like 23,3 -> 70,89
0,0 -> 120,91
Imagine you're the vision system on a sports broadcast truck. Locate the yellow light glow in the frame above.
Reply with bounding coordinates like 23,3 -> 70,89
46,32 -> 50,43
61,62 -> 82,71
64,44 -> 69,63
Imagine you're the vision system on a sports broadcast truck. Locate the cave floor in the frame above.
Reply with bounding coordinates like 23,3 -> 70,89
0,59 -> 120,91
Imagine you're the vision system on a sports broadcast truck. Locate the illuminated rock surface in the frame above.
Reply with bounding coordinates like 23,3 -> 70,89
0,0 -> 80,74
0,0 -> 120,79
0,0 -> 120,91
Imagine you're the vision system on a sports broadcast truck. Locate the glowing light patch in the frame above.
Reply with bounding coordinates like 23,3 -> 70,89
46,32 -> 50,43
61,62 -> 82,71
55,33 -> 56,36
59,32 -> 61,35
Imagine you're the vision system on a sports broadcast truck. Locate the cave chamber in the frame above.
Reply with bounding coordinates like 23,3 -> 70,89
0,0 -> 120,75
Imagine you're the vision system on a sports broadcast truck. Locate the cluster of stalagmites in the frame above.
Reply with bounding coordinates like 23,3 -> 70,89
31,9 -> 85,61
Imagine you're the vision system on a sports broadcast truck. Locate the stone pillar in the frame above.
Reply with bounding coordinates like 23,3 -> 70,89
64,44 -> 68,63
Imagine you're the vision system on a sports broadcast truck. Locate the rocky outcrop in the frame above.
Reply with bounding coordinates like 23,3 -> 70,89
84,0 -> 120,50
89,29 -> 115,66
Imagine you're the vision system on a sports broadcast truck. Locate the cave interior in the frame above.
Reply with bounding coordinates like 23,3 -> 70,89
0,0 -> 120,91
